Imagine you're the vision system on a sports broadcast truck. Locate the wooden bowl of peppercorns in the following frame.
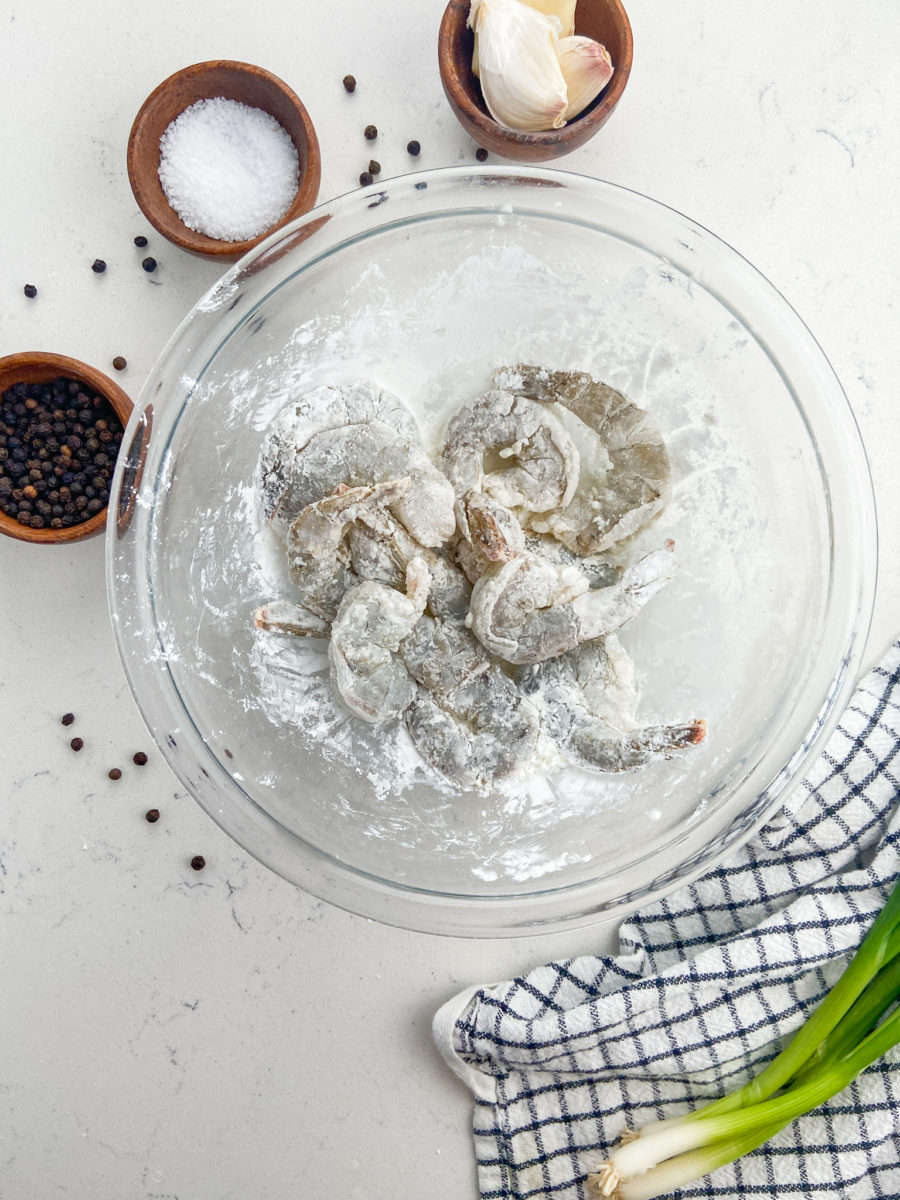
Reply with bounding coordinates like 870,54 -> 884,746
0,352 -> 132,545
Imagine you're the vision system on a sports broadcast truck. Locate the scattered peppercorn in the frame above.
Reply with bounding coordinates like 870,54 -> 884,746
61,712 -> 75,726
133,751 -> 148,766
0,375 -> 124,528
368,159 -> 381,175
343,74 -> 357,93
24,284 -> 37,299
141,257 -> 157,273
70,737 -> 84,752
91,259 -> 107,274
112,357 -> 127,371
145,808 -> 160,823
476,147 -> 489,162
108,768 -> 122,780
364,124 -> 378,141
407,140 -> 421,156
190,855 -> 206,871
134,235 -> 148,248
359,170 -> 374,187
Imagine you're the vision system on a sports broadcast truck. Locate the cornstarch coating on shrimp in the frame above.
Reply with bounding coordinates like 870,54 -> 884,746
252,374 -> 705,791
492,364 -> 671,553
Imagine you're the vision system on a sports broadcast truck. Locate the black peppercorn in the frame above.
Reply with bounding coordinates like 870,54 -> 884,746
190,855 -> 206,871
0,374 -> 124,528
133,751 -> 148,766
61,712 -> 75,726
134,235 -> 148,247
108,768 -> 122,780
91,259 -> 107,274
359,170 -> 374,186
407,140 -> 421,156
145,808 -> 160,823
112,356 -> 127,371
368,159 -> 381,175
476,147 -> 489,162
23,284 -> 37,298
343,74 -> 357,93
70,737 -> 84,752
364,124 -> 378,140
141,257 -> 157,273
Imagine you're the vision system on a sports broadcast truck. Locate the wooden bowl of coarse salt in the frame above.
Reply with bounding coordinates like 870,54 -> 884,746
127,60 -> 321,261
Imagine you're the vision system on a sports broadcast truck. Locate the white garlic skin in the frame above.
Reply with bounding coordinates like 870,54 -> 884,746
558,34 -> 615,121
518,0 -> 576,38
468,0 -> 568,132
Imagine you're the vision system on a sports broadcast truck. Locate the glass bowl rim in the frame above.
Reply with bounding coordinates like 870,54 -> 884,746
106,164 -> 878,938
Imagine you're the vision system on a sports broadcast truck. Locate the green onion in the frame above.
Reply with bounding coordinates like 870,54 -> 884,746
588,873 -> 900,1200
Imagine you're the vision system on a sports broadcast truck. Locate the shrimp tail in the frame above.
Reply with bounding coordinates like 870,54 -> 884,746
253,600 -> 330,637
570,718 -> 707,772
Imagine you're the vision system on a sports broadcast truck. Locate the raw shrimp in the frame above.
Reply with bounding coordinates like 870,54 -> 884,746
253,599 -> 329,637
286,478 -> 410,622
520,638 -> 706,772
468,542 -> 675,665
259,382 -> 419,526
344,509 -> 472,621
525,535 -> 621,591
405,664 -> 540,791
439,389 -> 580,533
454,491 -> 526,584
493,365 -> 671,553
399,612 -> 487,697
262,419 -> 456,547
399,612 -> 540,789
329,558 -> 430,723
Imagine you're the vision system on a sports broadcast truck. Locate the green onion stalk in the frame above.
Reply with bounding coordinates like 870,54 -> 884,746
589,872 -> 900,1200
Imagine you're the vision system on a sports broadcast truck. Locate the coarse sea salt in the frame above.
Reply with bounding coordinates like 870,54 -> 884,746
158,96 -> 299,243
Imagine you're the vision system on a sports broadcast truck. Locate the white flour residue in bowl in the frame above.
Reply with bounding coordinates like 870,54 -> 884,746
171,231 -> 790,882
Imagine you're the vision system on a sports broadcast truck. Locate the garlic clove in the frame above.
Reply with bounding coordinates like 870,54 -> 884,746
518,0 -> 576,38
558,34 -> 614,121
468,0 -> 568,132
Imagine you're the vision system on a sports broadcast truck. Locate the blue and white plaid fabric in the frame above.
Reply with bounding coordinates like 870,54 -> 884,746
434,642 -> 900,1199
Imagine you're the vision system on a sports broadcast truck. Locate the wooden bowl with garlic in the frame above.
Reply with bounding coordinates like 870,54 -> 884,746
439,0 -> 632,161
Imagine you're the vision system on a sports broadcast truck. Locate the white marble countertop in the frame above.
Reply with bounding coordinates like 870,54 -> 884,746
2,2 -> 898,1196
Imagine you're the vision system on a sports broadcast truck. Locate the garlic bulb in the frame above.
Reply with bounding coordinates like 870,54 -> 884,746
519,0 -> 576,37
558,34 -> 614,120
468,0 -> 568,132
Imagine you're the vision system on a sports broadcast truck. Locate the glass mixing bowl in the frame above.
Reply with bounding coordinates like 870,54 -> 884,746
107,166 -> 876,937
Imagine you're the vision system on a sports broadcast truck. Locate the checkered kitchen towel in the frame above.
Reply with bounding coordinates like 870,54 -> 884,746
433,641 -> 900,1200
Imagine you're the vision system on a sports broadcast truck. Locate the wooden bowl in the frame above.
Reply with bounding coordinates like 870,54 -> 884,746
127,60 -> 321,261
0,352 -> 133,545
438,0 -> 633,161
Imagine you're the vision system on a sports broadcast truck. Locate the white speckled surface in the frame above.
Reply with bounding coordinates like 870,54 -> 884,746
1,2 -> 898,1196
